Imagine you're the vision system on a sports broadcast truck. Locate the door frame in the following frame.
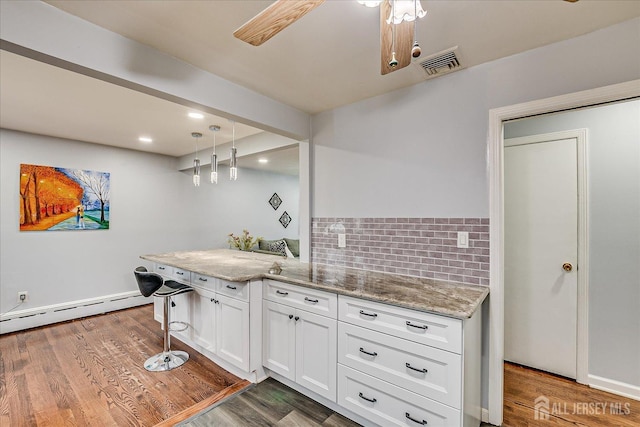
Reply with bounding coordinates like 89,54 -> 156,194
504,129 -> 588,381
486,79 -> 640,426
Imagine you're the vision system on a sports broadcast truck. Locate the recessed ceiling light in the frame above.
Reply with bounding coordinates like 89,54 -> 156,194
138,136 -> 153,143
258,158 -> 268,164
188,112 -> 204,119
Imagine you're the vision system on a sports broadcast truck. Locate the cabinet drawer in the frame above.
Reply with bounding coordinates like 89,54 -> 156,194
154,263 -> 172,276
264,280 -> 337,318
192,273 -> 217,291
338,295 -> 462,354
216,279 -> 249,302
338,365 -> 460,427
338,322 -> 462,408
172,267 -> 191,284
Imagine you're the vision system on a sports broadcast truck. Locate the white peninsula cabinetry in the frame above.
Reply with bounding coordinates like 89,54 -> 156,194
153,264 -> 258,378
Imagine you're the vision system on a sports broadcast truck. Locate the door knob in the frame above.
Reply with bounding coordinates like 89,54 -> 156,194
562,263 -> 573,272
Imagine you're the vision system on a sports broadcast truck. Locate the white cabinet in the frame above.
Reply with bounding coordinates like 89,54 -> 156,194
337,295 -> 481,427
152,264 -> 251,373
192,288 -> 217,353
216,294 -> 250,371
263,283 -> 338,402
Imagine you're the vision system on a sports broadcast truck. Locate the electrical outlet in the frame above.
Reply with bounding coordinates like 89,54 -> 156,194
18,291 -> 28,303
338,233 -> 346,248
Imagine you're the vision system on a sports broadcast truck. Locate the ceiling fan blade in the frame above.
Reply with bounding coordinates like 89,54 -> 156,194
234,0 -> 325,46
380,0 -> 415,75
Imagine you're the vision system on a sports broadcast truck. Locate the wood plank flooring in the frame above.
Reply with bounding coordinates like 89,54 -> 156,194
2,306 -> 639,427
502,362 -> 640,427
0,304 -> 247,427
181,378 -> 360,427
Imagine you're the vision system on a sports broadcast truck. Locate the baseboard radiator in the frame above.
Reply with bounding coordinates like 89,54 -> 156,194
0,291 -> 148,334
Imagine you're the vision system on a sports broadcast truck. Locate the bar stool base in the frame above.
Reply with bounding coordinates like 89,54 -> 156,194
144,350 -> 189,372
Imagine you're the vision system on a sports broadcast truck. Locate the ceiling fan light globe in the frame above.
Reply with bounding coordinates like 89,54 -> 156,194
386,0 -> 427,25
357,0 -> 382,7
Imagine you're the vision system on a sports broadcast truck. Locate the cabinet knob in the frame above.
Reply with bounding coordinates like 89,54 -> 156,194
294,316 -> 300,322
289,314 -> 294,319
562,262 -> 573,272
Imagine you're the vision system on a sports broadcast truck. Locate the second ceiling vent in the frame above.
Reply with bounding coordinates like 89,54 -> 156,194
414,46 -> 464,79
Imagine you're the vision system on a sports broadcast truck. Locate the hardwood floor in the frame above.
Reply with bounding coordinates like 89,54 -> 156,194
502,362 -> 640,427
0,305 -> 248,427
2,307 -> 638,427
182,378 -> 360,427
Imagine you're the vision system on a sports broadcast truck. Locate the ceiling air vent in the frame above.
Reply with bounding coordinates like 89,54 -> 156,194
414,46 -> 463,79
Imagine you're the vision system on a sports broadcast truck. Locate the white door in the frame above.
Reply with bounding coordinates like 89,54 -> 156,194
263,300 -> 296,380
295,309 -> 337,401
504,135 -> 578,379
216,294 -> 250,371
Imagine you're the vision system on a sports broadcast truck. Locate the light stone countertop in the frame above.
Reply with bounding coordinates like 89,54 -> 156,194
140,249 -> 488,319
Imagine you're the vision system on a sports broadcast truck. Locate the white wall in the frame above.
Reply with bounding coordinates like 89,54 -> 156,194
504,100 -> 640,389
310,18 -> 640,408
0,129 -> 298,315
311,18 -> 640,218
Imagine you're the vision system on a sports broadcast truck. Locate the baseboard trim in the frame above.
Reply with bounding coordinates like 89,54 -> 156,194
589,374 -> 640,401
0,291 -> 148,334
481,408 -> 490,423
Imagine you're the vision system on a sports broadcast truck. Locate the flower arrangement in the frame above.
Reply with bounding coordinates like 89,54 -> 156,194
228,229 -> 262,251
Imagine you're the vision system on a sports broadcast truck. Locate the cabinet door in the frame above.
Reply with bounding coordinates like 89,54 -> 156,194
263,300 -> 296,380
192,289 -> 217,354
170,292 -> 192,341
216,294 -> 250,371
153,296 -> 163,323
295,309 -> 337,401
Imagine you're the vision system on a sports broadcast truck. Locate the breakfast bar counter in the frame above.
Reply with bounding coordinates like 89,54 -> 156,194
141,248 -> 488,319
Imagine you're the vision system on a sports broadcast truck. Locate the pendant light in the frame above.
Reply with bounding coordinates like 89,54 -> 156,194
209,125 -> 220,184
191,132 -> 202,187
229,121 -> 238,181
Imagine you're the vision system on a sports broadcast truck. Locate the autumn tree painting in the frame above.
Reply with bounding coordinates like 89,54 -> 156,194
19,164 -> 110,231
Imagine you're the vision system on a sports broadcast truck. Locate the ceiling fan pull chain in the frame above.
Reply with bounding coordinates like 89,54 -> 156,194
389,0 -> 398,68
412,0 -> 421,58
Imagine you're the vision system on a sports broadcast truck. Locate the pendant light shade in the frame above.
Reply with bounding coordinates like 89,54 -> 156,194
230,121 -> 238,181
209,125 -> 220,184
191,132 -> 202,187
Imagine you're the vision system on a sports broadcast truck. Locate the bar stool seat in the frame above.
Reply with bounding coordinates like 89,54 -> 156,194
134,266 -> 194,372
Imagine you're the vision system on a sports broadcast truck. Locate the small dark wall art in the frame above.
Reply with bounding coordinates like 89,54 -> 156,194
279,211 -> 291,228
19,163 -> 110,231
269,192 -> 282,210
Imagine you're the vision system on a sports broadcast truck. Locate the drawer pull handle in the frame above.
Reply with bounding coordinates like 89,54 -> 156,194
406,321 -> 428,330
198,277 -> 208,282
358,392 -> 377,403
158,266 -> 166,270
359,347 -> 378,357
276,290 -> 289,296
226,284 -> 237,290
405,413 -> 427,425
176,271 -> 184,276
406,362 -> 428,374
359,310 -> 378,318
304,297 -> 319,304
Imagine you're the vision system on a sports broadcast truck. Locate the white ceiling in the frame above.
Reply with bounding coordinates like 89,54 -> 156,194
43,0 -> 640,114
1,0 -> 639,172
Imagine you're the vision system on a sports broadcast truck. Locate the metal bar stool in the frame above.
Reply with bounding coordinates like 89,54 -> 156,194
134,266 -> 194,372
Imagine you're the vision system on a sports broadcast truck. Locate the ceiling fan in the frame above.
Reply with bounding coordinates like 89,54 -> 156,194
233,0 -> 422,75
233,0 -> 579,76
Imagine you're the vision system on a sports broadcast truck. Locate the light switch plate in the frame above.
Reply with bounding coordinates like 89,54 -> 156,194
457,231 -> 469,248
338,233 -> 346,248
